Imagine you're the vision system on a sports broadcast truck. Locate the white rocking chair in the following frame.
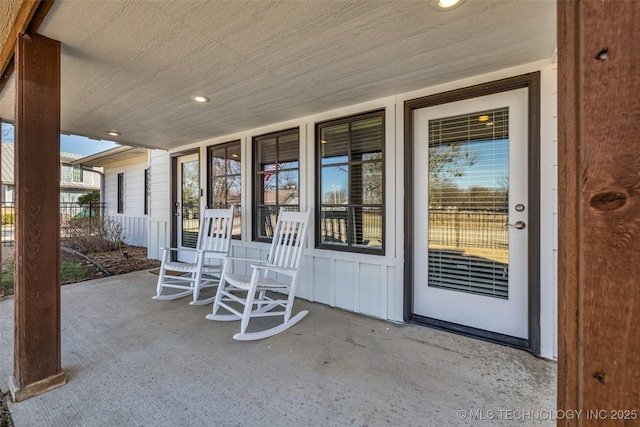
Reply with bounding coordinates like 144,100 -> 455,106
206,208 -> 311,340
153,206 -> 235,305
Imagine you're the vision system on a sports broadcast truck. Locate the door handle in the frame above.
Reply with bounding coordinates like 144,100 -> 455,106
174,202 -> 181,216
504,221 -> 526,230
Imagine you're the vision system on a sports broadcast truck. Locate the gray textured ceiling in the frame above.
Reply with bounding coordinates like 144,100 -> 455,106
0,0 -> 556,150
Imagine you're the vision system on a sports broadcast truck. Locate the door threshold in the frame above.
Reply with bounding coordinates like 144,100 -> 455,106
410,314 -> 530,352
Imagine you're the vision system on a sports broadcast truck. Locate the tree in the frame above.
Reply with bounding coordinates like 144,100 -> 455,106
428,142 -> 476,189
77,190 -> 100,207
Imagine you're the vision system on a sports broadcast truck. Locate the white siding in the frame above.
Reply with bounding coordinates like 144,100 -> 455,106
148,149 -> 171,260
104,155 -> 149,247
146,59 -> 557,358
541,63 -> 559,359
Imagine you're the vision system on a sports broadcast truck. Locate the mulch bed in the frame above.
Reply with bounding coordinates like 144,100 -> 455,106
1,245 -> 160,297
0,391 -> 11,427
63,244 -> 160,282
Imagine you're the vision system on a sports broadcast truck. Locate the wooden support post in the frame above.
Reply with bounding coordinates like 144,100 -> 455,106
558,1 -> 640,424
9,32 -> 66,402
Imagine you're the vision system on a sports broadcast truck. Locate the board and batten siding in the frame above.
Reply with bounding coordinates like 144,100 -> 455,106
541,63 -> 558,359
104,155 -> 148,247
147,149 -> 171,260
147,59 -> 558,359
148,108 -> 403,322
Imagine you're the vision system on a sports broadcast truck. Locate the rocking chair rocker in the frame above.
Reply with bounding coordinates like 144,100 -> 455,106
206,208 -> 311,340
153,206 -> 235,305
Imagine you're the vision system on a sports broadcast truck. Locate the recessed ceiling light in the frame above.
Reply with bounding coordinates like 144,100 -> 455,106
438,0 -> 460,8
321,139 -> 327,144
106,131 -> 121,136
485,122 -> 494,127
478,115 -> 490,122
191,95 -> 210,103
231,153 -> 239,158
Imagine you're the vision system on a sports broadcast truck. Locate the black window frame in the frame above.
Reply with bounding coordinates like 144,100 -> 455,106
252,128 -> 300,243
117,172 -> 124,214
144,168 -> 150,215
207,140 -> 242,239
315,110 -> 385,255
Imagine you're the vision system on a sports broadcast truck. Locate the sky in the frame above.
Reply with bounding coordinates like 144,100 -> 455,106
1,122 -> 118,156
432,139 -> 509,190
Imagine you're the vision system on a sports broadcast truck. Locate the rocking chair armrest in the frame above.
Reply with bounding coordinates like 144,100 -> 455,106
223,256 -> 269,264
199,249 -> 228,255
159,247 -> 198,253
250,264 -> 296,273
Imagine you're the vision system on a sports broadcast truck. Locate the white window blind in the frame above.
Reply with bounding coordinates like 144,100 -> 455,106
427,108 -> 510,299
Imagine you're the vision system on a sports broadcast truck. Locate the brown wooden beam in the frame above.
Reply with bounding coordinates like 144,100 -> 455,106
558,1 -> 640,424
0,0 -> 54,93
9,32 -> 66,402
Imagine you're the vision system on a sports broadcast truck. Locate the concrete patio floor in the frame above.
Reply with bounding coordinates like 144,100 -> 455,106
0,270 -> 556,426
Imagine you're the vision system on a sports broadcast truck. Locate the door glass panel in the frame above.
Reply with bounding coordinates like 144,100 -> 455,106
181,159 -> 200,249
227,176 -> 241,206
428,108 -> 509,298
210,177 -> 226,207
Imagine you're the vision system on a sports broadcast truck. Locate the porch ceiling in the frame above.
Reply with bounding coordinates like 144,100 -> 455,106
0,0 -> 556,151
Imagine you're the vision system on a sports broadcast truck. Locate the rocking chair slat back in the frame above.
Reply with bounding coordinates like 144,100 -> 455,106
197,207 -> 235,254
154,206 -> 235,305
268,209 -> 310,270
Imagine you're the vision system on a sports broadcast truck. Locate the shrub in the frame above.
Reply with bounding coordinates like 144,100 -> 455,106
1,213 -> 14,225
77,190 -> 100,207
76,191 -> 101,218
65,217 -> 125,253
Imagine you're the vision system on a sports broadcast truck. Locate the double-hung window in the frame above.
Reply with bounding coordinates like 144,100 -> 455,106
316,111 -> 384,254
208,141 -> 242,238
72,166 -> 83,183
253,128 -> 299,242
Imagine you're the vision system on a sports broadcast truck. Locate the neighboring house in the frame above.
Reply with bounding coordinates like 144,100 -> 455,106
72,146 -> 149,247
1,142 -> 102,203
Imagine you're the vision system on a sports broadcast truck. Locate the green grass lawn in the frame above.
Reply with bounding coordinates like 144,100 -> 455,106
2,260 -> 87,295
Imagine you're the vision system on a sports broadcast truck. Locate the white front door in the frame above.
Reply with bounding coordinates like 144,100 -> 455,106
413,88 -> 529,339
176,154 -> 200,262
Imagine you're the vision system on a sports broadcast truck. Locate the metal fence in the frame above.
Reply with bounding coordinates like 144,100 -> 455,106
319,206 -> 383,248
1,203 -> 507,249
1,201 -> 106,246
428,208 -> 508,249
